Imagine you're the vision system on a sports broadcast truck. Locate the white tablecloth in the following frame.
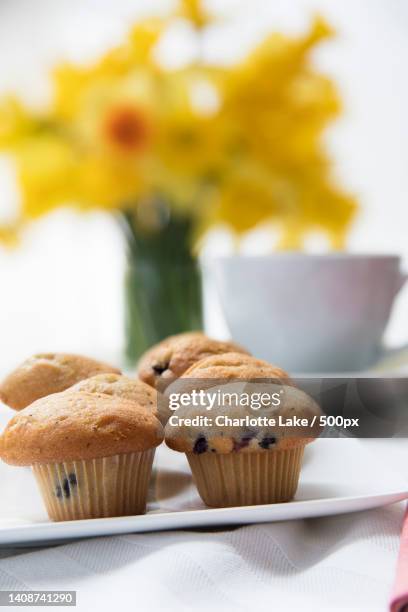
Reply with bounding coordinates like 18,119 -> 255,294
0,437 -> 406,612
0,500 -> 404,612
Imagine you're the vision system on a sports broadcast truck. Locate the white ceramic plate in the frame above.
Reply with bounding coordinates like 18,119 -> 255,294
0,433 -> 407,546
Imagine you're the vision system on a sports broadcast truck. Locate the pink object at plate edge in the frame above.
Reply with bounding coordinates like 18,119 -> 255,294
390,504 -> 408,612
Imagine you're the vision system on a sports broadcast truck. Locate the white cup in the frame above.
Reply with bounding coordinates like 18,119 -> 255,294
213,254 -> 407,373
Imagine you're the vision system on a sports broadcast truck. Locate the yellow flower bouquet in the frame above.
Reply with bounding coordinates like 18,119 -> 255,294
0,0 -> 357,362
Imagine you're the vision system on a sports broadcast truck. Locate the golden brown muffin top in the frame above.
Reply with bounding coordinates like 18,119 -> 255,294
182,352 -> 291,382
0,391 -> 163,465
0,353 -> 121,411
69,373 -> 156,412
165,383 -> 320,455
69,373 -> 170,425
137,332 -> 249,389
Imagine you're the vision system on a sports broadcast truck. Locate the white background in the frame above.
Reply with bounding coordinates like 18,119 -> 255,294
0,0 -> 408,370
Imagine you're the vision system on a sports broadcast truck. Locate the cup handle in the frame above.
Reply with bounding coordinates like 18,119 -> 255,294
375,271 -> 408,370
396,271 -> 408,294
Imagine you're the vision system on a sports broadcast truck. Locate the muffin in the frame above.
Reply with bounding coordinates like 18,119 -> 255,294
182,352 -> 291,382
0,353 -> 121,410
69,373 -> 170,425
166,352 -> 293,404
137,332 -> 249,390
165,355 -> 319,507
0,391 -> 163,520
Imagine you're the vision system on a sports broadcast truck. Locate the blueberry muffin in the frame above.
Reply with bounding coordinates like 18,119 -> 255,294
69,373 -> 170,425
137,332 -> 249,390
165,355 -> 319,507
0,391 -> 163,520
0,353 -> 121,410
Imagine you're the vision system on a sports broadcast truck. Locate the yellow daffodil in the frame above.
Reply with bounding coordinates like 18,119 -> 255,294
0,223 -> 20,246
177,0 -> 213,29
0,12 -> 357,248
15,135 -> 77,218
76,154 -> 146,209
0,97 -> 40,149
53,19 -> 163,121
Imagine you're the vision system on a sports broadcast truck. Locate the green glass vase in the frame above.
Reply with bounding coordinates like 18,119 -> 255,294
122,209 -> 203,365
